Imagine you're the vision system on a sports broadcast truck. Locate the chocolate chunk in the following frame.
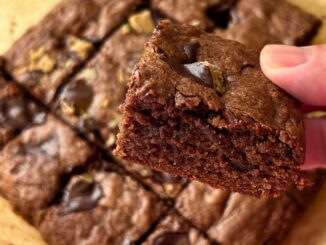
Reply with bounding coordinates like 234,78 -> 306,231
61,178 -> 102,215
0,96 -> 46,131
183,41 -> 199,63
152,170 -> 186,185
183,62 -> 213,88
77,117 -> 102,131
60,79 -> 94,112
154,232 -> 190,245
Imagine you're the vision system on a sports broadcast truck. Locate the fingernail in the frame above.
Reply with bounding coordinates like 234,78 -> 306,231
261,45 -> 309,69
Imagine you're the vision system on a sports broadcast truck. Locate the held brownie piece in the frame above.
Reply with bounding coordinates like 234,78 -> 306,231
206,193 -> 301,245
115,21 -> 307,197
54,10 -> 187,199
216,0 -> 321,49
35,168 -> 166,245
0,114 -> 94,221
0,72 -> 46,148
4,0 -> 141,104
143,211 -> 213,245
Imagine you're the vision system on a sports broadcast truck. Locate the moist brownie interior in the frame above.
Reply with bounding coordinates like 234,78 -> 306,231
115,20 -> 308,197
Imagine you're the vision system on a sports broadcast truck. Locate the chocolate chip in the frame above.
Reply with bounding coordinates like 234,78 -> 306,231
152,170 -> 186,185
154,232 -> 190,245
183,62 -> 213,88
77,117 -> 102,131
60,79 -> 94,112
61,178 -> 102,215
0,96 -> 46,131
183,41 -> 199,63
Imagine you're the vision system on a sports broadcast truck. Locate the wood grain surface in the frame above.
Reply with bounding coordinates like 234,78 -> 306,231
0,0 -> 325,244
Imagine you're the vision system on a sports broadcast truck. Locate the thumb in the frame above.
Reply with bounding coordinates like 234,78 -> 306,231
260,45 -> 326,106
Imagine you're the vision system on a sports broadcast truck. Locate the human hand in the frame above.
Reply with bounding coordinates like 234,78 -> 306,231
260,44 -> 326,170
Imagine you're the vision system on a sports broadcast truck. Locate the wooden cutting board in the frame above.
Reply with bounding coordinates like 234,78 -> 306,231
0,0 -> 325,244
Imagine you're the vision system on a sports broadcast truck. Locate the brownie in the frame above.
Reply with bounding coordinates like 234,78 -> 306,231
216,0 -> 321,49
207,193 -> 301,244
0,73 -> 46,149
143,211 -> 212,245
4,0 -> 141,104
54,9 -> 154,150
115,20 -> 307,197
0,114 -> 94,220
35,168 -> 166,245
175,182 -> 229,230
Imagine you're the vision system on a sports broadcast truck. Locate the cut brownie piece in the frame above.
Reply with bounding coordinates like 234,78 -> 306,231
0,114 -> 94,220
207,193 -> 301,244
115,20 -> 307,197
35,168 -> 166,245
143,211 -> 212,245
151,0 -> 237,30
54,10 -> 154,150
0,73 -> 46,149
4,0 -> 141,104
216,0 -> 321,49
175,182 -> 229,230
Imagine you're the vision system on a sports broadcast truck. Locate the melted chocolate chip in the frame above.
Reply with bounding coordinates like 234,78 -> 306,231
77,117 -> 102,131
183,42 -> 199,63
183,62 -> 213,88
0,96 -> 46,131
207,0 -> 237,29
154,232 -> 190,245
60,79 -> 94,112
61,179 -> 102,215
152,170 -> 186,185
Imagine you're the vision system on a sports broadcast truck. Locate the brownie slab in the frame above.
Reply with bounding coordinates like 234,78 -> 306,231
4,0 -> 141,104
115,20 -> 307,197
54,9 -> 154,150
0,114 -> 94,220
207,193 -> 301,244
35,168 -> 166,245
143,211 -> 212,245
216,0 -> 321,49
0,73 -> 46,149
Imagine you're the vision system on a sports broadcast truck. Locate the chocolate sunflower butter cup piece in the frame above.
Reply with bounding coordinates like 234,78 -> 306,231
128,10 -> 155,34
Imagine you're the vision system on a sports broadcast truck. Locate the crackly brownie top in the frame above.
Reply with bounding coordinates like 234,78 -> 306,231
132,20 -> 303,155
37,170 -> 165,245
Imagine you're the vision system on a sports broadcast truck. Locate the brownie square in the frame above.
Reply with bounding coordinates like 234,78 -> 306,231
35,167 -> 166,245
216,0 -> 321,49
0,114 -> 94,220
207,193 -> 301,244
54,9 -> 155,151
115,20 -> 307,197
143,211 -> 212,245
4,0 -> 141,104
